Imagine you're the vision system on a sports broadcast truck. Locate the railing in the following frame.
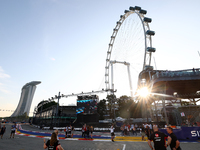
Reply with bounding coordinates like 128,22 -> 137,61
152,68 -> 200,80
190,107 -> 200,124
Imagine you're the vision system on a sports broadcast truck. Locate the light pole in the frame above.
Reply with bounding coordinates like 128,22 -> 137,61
55,92 -> 62,127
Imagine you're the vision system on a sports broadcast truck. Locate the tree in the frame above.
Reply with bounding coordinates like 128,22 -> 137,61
103,94 -> 143,119
117,95 -> 132,118
106,94 -> 116,119
97,99 -> 106,120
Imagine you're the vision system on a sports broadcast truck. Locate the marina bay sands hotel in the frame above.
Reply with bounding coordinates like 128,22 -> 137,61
11,81 -> 41,117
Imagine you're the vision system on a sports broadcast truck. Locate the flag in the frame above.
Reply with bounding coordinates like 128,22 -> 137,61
180,112 -> 185,116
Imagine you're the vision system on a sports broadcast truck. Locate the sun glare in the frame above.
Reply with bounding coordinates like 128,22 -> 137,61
138,87 -> 149,98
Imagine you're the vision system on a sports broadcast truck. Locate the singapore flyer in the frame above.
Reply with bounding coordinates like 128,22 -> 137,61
105,6 -> 156,97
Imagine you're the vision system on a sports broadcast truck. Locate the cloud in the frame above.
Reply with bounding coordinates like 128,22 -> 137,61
0,66 -> 10,78
0,83 -> 10,94
0,66 -> 11,93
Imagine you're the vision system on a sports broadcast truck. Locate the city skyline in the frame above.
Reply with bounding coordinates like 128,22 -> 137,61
1,0 -> 200,117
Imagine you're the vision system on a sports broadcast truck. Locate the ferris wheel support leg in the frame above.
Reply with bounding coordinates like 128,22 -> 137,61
127,65 -> 133,97
149,52 -> 152,66
111,63 -> 114,90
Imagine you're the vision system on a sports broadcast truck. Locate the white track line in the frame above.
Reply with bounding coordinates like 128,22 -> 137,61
122,144 -> 126,150
93,140 -> 110,142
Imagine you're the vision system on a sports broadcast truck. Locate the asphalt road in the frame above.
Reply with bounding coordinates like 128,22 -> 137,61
0,124 -> 199,150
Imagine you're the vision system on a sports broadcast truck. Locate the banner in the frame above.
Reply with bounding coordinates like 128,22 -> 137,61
159,126 -> 200,140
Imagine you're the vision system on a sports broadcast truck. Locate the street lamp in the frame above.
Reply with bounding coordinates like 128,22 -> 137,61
55,92 -> 64,127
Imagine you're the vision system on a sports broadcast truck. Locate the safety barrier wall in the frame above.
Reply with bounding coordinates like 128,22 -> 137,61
159,127 -> 200,140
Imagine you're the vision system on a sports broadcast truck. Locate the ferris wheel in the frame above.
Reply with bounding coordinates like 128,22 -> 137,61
105,6 -> 156,97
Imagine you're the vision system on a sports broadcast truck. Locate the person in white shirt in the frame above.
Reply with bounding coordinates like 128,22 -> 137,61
110,124 -> 115,142
130,124 -> 134,135
124,124 -> 127,135
68,125 -> 72,137
149,124 -> 152,130
153,123 -> 157,128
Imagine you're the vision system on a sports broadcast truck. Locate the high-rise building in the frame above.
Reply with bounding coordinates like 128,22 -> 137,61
11,81 -> 41,117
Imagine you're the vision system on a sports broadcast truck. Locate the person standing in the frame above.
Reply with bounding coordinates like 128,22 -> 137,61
0,125 -> 6,139
141,125 -> 146,141
83,124 -> 87,138
153,123 -> 157,128
145,125 -> 151,139
148,126 -> 168,150
71,126 -> 74,138
10,123 -> 16,138
54,129 -> 59,141
166,126 -> 181,150
120,124 -> 124,136
133,125 -> 137,136
110,124 -> 115,142
135,123 -> 138,129
43,132 -> 64,150
130,123 -> 134,135
86,125 -> 90,138
68,125 -> 72,138
90,126 -> 93,139
127,123 -> 130,136
124,124 -> 127,135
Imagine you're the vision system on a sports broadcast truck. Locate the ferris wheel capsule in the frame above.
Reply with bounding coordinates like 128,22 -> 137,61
147,47 -> 156,53
135,6 -> 141,11
143,17 -> 152,23
140,9 -> 147,14
124,10 -> 130,13
146,30 -> 155,36
129,6 -> 135,11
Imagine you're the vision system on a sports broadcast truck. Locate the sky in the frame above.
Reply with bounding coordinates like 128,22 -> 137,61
0,0 -> 200,117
